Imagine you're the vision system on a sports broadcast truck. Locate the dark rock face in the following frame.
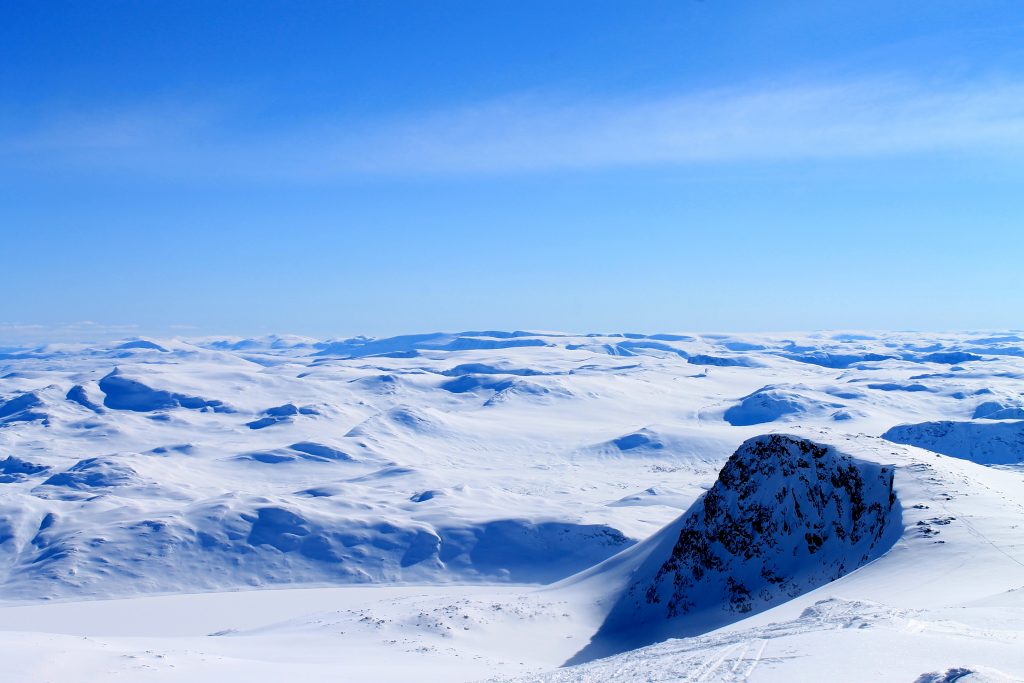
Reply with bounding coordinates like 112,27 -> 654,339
572,434 -> 900,663
643,435 -> 896,620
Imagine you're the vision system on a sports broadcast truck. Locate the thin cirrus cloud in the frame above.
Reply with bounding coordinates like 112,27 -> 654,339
336,77 -> 1024,174
0,321 -> 141,346
8,76 -> 1024,179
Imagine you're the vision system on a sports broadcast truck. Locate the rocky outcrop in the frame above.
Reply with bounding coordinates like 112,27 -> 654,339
573,434 -> 900,662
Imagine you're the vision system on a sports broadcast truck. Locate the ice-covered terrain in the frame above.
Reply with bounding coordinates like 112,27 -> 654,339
0,330 -> 1022,682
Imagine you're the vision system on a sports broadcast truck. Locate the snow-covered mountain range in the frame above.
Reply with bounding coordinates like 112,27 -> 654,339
0,330 -> 1022,682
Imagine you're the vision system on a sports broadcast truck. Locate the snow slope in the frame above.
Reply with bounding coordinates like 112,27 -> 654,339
0,330 -> 1022,681
498,430 -> 1024,682
883,419 -> 1024,466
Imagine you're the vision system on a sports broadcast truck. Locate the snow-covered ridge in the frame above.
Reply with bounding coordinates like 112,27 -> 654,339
883,419 -> 1024,466
499,430 -> 1024,682
0,330 -> 1021,601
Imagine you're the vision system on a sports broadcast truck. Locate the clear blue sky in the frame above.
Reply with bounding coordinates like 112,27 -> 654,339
3,1 -> 1023,342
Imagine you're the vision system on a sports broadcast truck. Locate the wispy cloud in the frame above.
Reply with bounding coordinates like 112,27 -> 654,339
12,103 -> 218,152
6,76 -> 1024,179
0,321 -> 140,346
331,78 -> 1024,174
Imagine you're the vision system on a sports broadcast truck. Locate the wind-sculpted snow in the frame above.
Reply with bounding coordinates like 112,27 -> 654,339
867,382 -> 933,393
65,384 -> 104,413
0,335 -> 1019,609
572,435 -> 900,662
882,420 -> 1024,466
116,340 -> 169,353
781,351 -> 896,368
235,442 -> 356,464
0,391 -> 50,426
440,375 -> 515,394
569,340 -> 755,367
973,399 -> 1024,420
483,379 -> 574,405
0,456 -> 49,483
2,495 -> 631,597
983,407 -> 1024,420
99,369 -> 232,413
0,331 -> 1023,681
723,386 -> 845,426
610,430 -> 664,452
246,403 -> 319,429
608,486 -> 691,509
686,353 -> 755,367
441,363 -> 542,377
37,457 -> 141,493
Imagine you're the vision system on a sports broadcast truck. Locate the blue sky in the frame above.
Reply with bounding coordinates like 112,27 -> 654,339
3,1 -> 1023,342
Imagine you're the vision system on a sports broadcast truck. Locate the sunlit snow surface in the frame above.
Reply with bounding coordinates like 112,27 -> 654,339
0,331 -> 1022,682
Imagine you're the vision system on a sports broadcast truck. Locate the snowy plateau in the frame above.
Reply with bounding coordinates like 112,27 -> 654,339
0,330 -> 1022,682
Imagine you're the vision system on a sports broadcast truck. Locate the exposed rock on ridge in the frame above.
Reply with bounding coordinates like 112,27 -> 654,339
573,434 -> 901,662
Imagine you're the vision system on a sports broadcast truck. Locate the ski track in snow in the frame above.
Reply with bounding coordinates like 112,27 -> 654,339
0,330 -> 1023,682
